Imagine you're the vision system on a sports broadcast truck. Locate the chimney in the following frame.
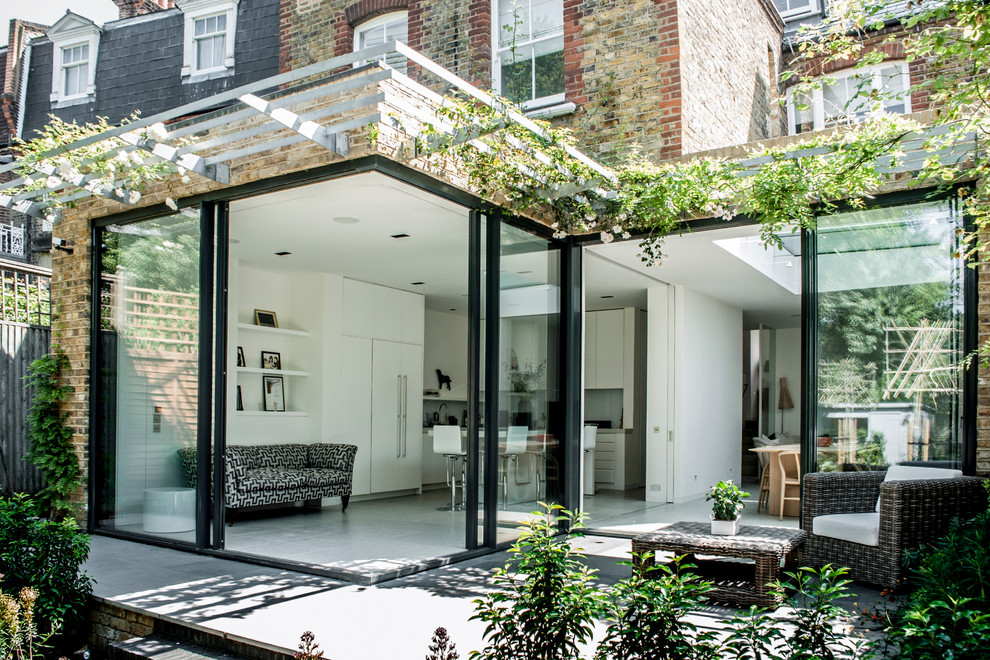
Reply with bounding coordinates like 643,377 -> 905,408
113,0 -> 174,20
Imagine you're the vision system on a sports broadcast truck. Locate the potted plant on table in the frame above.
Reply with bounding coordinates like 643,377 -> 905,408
707,480 -> 749,536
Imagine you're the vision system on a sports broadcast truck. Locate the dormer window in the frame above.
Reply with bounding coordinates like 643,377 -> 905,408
47,12 -> 101,107
62,44 -> 90,98
178,0 -> 239,81
194,13 -> 227,72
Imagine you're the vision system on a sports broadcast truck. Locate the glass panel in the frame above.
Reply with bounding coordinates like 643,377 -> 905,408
499,46 -> 533,105
815,201 -> 965,472
531,0 -> 563,39
533,36 -> 564,100
96,211 -> 203,541
360,25 -> 386,49
385,17 -> 407,43
197,38 -> 211,70
217,13 -> 226,32
64,66 -> 81,97
194,17 -> 207,37
498,0 -> 531,47
497,223 -> 561,542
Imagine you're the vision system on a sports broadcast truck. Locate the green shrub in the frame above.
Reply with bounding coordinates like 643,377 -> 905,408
470,504 -> 606,660
722,605 -> 786,660
594,555 -> 717,660
877,482 -> 990,659
24,348 -> 80,522
772,565 -> 863,660
0,495 -> 93,641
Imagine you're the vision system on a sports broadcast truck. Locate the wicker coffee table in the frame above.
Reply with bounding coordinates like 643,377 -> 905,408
631,521 -> 807,608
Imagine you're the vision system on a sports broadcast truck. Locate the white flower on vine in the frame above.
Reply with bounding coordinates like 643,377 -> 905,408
148,123 -> 169,141
22,177 -> 33,186
129,152 -> 144,165
600,231 -> 614,244
128,190 -> 142,204
45,214 -> 56,223
177,166 -> 187,176
181,175 -> 191,184
45,176 -> 61,188
612,224 -> 622,234
552,230 -> 567,239
115,150 -> 130,164
621,232 -> 631,240
165,197 -> 178,211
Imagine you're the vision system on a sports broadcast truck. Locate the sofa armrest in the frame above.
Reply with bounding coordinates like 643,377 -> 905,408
309,443 -> 358,473
176,448 -> 198,488
802,471 -> 885,533
879,476 -> 988,553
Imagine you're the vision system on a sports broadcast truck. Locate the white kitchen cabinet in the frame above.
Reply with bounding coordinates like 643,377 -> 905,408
341,335 -> 373,495
594,309 -> 624,389
584,311 -> 597,388
594,429 -> 645,490
402,291 -> 425,345
374,286 -> 404,342
369,340 -> 423,493
342,279 -> 374,338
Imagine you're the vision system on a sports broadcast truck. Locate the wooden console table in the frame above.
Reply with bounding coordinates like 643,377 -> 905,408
631,521 -> 808,607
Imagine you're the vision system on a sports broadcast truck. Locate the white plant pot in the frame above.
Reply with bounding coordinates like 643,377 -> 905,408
710,516 -> 740,536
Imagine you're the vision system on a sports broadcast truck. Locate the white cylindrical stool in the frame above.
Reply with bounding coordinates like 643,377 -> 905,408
143,487 -> 195,533
583,425 -> 597,495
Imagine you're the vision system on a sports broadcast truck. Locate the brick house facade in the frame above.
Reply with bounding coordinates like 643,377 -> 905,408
3,0 -> 986,538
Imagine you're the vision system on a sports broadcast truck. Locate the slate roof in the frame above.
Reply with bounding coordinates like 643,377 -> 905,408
20,0 -> 279,139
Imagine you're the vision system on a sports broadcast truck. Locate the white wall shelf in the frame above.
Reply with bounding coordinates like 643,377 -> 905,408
236,367 -> 310,377
235,410 -> 309,417
237,322 -> 310,337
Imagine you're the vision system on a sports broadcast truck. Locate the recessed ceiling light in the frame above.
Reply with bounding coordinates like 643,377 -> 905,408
518,270 -> 532,274
333,216 -> 360,224
275,251 -> 292,256
391,233 -> 410,239
411,281 -> 425,285
228,238 -> 241,245
449,308 -> 457,312
600,295 -> 613,299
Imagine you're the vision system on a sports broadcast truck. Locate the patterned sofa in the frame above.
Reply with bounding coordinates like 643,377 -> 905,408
177,443 -> 357,522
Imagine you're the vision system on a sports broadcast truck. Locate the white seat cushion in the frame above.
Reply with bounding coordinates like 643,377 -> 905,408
813,512 -> 881,547
876,465 -> 963,512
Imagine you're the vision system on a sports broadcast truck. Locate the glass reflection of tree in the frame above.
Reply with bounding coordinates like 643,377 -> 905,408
818,203 -> 963,466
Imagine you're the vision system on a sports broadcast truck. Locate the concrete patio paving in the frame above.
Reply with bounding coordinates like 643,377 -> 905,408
84,532 -> 883,659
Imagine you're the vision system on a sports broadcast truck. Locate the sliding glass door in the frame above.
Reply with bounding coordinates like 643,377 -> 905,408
814,200 -> 966,471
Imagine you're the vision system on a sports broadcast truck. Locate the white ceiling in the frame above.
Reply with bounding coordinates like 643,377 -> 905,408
230,172 -> 801,328
587,225 -> 802,330
229,172 -> 473,314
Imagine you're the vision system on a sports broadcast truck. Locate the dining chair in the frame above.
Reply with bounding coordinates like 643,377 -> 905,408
757,451 -> 771,513
500,426 -> 528,508
777,449 -> 801,520
433,425 -> 465,511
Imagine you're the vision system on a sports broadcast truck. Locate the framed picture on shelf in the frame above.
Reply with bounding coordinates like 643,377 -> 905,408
236,385 -> 243,411
254,309 -> 278,328
236,346 -> 245,367
261,351 -> 281,370
263,375 -> 285,412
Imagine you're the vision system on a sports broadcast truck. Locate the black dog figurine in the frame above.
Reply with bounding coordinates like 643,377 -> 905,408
436,369 -> 452,391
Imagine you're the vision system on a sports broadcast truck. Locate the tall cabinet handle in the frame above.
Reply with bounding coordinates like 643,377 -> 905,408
396,374 -> 402,458
402,375 -> 408,457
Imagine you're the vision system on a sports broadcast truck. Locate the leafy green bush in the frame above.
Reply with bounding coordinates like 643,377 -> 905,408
722,605 -> 786,660
0,495 -> 93,641
771,565 -> 863,659
470,504 -> 605,660
24,348 -> 81,522
594,556 -> 717,660
877,482 -> 990,659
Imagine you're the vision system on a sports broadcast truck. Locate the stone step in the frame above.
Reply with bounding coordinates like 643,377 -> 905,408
109,635 -> 247,660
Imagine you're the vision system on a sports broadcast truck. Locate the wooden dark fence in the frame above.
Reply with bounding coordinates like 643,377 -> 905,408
1,259 -> 52,496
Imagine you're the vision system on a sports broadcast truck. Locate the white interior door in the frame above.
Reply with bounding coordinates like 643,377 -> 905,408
645,284 -> 673,503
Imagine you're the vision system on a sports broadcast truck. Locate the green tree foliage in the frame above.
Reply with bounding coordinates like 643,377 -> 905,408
594,557 -> 717,660
0,494 -> 93,645
24,348 -> 80,522
470,504 -> 606,660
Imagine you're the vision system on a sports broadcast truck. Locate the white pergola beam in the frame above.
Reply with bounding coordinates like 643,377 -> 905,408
239,93 -> 348,157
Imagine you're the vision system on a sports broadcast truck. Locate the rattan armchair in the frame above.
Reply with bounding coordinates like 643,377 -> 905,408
801,470 -> 987,588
